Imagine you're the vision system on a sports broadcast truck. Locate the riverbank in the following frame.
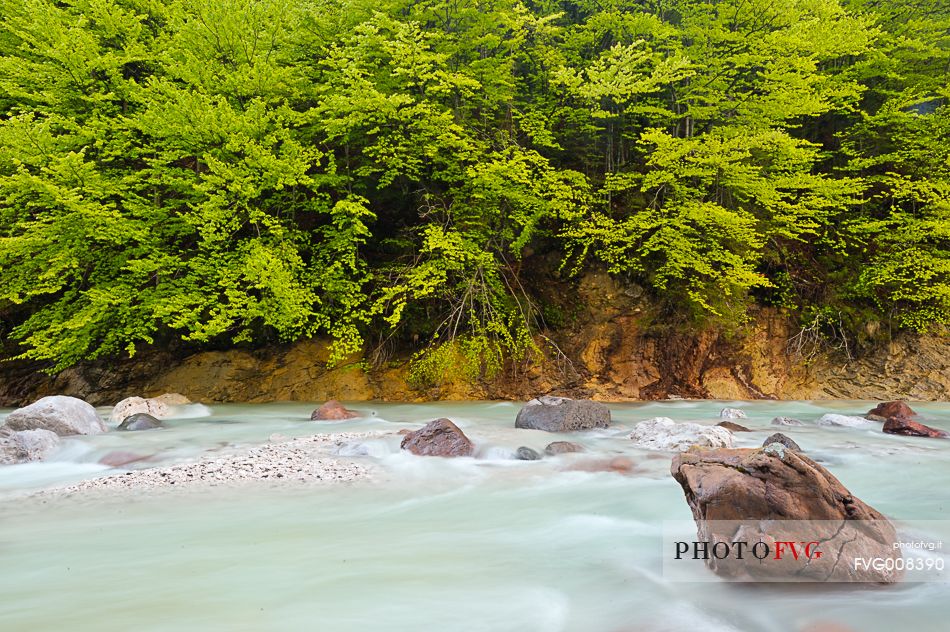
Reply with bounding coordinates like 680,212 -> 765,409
2,290 -> 949,407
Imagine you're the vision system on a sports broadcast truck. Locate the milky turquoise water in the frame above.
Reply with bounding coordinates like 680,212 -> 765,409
1,400 -> 949,631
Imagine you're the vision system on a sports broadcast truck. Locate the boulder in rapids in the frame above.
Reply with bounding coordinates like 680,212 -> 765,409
719,407 -> 747,419
0,428 -> 60,464
762,432 -> 801,452
4,396 -> 105,436
771,416 -> 804,426
671,446 -> 902,582
515,396 -> 611,432
515,446 -> 541,460
867,401 -> 916,422
117,413 -> 164,431
400,418 -> 474,457
311,400 -> 360,421
544,441 -> 585,455
110,396 -> 171,424
630,417 -> 733,451
882,416 -> 947,438
816,413 -> 875,428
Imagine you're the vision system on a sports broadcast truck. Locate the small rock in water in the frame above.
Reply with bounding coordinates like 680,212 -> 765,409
117,413 -> 163,431
630,417 -> 734,451
5,396 -> 105,436
882,416 -> 948,438
515,446 -> 541,460
763,432 -> 801,452
0,428 -> 60,464
719,407 -> 747,419
151,393 -> 191,406
816,413 -> 876,428
400,418 -> 474,457
544,441 -> 584,455
867,400 -> 916,422
771,416 -> 805,426
515,396 -> 611,432
111,396 -> 171,423
311,400 -> 360,421
717,421 -> 751,432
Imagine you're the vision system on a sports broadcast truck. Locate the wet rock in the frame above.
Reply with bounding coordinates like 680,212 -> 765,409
717,421 -> 751,432
719,407 -> 747,419
0,428 -> 60,464
867,400 -> 916,422
400,418 -> 474,457
544,441 -> 585,455
515,446 -> 541,460
771,416 -> 804,426
882,416 -> 948,438
395,429 -> 413,436
816,413 -> 875,428
763,432 -> 801,451
110,396 -> 170,423
671,446 -> 902,582
4,396 -> 105,436
310,400 -> 360,421
630,417 -> 734,451
117,413 -> 164,431
98,451 -> 151,467
515,396 -> 611,432
152,393 -> 191,406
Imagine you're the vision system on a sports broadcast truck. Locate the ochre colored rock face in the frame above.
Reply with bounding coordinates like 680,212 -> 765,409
671,446 -> 902,583
400,419 -> 474,457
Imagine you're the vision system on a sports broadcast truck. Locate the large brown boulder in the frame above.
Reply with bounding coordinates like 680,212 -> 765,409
882,416 -> 947,438
311,400 -> 360,421
400,419 -> 474,457
867,400 -> 916,422
671,446 -> 902,583
515,396 -> 610,432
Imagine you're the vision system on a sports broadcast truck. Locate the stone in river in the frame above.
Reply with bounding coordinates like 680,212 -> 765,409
867,400 -> 916,422
110,396 -> 171,423
515,396 -> 610,432
544,441 -> 584,455
717,421 -> 751,432
816,413 -> 875,428
400,418 -> 474,457
310,400 -> 360,421
0,428 -> 60,464
882,416 -> 947,438
630,417 -> 733,451
762,432 -> 801,452
771,416 -> 805,426
719,407 -> 747,419
4,396 -> 106,436
671,446 -> 902,583
515,446 -> 541,460
117,413 -> 164,431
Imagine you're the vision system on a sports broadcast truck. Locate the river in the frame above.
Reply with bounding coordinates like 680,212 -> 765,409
1,400 -> 948,631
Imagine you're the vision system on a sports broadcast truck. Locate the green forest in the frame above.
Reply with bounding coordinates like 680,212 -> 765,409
0,0 -> 947,379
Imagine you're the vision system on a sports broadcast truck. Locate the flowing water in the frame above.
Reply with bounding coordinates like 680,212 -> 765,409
1,400 -> 949,631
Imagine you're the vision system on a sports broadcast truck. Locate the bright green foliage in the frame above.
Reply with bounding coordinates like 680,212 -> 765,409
0,0 -> 947,375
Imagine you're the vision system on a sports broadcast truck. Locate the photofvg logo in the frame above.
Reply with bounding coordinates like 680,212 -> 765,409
662,520 -> 949,583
